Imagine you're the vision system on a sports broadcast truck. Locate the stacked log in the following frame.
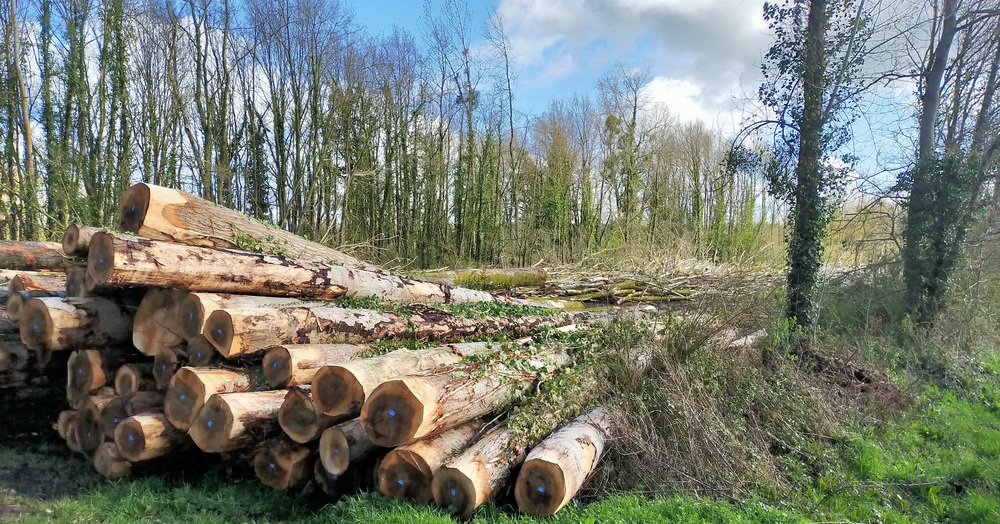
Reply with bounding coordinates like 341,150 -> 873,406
0,182 -> 617,519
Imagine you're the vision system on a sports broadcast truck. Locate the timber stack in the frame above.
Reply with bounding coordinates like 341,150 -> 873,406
1,182 -> 615,519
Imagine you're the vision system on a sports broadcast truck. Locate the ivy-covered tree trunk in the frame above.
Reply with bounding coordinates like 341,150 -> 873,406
786,0 -> 828,329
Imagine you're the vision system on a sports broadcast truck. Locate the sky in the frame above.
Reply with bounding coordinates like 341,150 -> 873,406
350,0 -> 771,135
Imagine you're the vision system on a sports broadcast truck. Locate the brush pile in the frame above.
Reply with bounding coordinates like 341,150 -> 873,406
1,183 -> 616,518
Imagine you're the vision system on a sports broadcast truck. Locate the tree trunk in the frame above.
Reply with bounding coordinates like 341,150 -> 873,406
312,343 -> 492,418
318,418 -> 376,476
93,442 -> 131,479
9,273 -> 66,293
362,351 -> 571,447
118,183 -> 372,270
205,305 -> 578,359
432,424 -> 527,519
62,224 -> 103,256
114,363 -> 156,395
0,242 -> 72,271
189,389 -> 288,452
76,389 -> 118,453
263,344 -> 367,388
378,422 -> 483,504
515,407 -> 612,516
253,437 -> 314,491
164,367 -> 254,432
277,386 -> 339,443
6,290 -> 64,321
100,391 -> 165,439
114,413 -> 186,462
178,292 -> 325,340
20,296 -> 134,352
88,232 -> 506,304
133,289 -> 187,356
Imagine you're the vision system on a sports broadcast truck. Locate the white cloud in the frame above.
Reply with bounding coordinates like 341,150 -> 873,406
539,52 -> 578,83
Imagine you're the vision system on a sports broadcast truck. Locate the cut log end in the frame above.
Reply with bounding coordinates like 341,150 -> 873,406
262,347 -> 292,388
188,396 -> 234,453
378,449 -> 433,503
164,370 -> 207,432
119,183 -> 151,234
312,366 -> 363,418
203,311 -> 235,358
318,426 -> 351,475
278,388 -> 325,444
178,294 -> 205,340
65,267 -> 87,297
5,293 -> 24,320
114,364 -> 142,395
100,396 -> 130,440
361,380 -> 422,447
186,337 -> 215,367
76,403 -> 105,454
18,300 -> 51,351
66,350 -> 103,404
86,232 -> 117,287
153,347 -> 180,390
514,460 -> 567,517
93,442 -> 132,479
115,417 -> 149,461
253,439 -> 313,491
114,414 -> 180,462
432,468 -> 477,519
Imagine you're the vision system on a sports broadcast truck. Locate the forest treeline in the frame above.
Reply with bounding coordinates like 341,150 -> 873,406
0,0 -> 778,268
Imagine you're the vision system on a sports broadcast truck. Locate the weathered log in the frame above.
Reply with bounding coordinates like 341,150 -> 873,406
205,305 -> 576,359
515,407 -> 612,516
263,344 -> 366,388
311,343 -> 491,418
115,363 -> 156,395
114,413 -> 186,462
57,410 -> 76,440
133,289 -> 187,356
76,389 -> 118,453
277,386 -> 338,444
362,351 -> 571,447
118,183 -> 370,269
64,266 -> 87,297
6,290 -> 64,321
61,224 -> 102,256
89,231 -> 512,304
66,348 -> 139,405
318,418 -> 376,476
93,442 -> 131,479
378,422 -> 483,504
100,391 -> 165,439
0,241 -> 73,271
178,292 -> 324,341
153,346 -> 182,390
253,437 -> 314,491
164,367 -> 253,432
433,425 -> 527,518
9,273 -> 66,293
189,389 -> 288,453
20,296 -> 134,352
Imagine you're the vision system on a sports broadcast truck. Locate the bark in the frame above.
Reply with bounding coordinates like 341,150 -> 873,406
277,386 -> 339,443
318,418 -> 376,476
115,413 -> 187,462
88,232 -> 508,304
62,225 -> 103,256
311,342 -> 492,418
6,290 -> 64,321
378,422 -> 483,504
9,273 -> 66,293
263,344 -> 367,388
20,296 -> 134,352
432,424 -> 527,519
118,183 -> 372,270
205,305 -> 578,359
100,391 -> 165,439
133,289 -> 187,356
0,242 -> 73,272
93,442 -> 131,479
114,363 -> 156,395
362,351 -> 571,447
253,437 -> 314,491
189,389 -> 288,453
515,407 -> 612,516
164,367 -> 254,432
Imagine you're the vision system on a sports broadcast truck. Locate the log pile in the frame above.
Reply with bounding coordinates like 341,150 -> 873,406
0,183 -> 616,519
